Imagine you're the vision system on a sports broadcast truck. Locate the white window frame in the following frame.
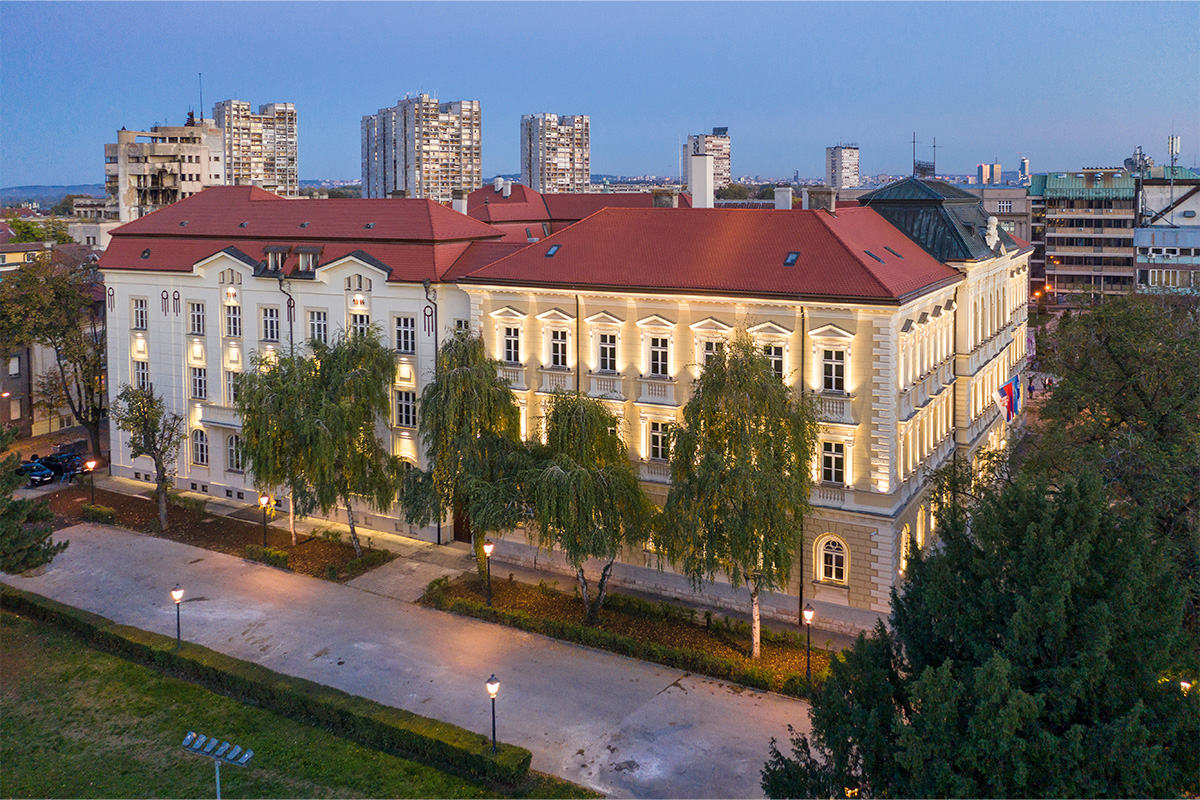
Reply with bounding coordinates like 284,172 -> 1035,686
598,332 -> 618,373
225,304 -> 242,338
395,390 -> 417,428
133,360 -> 149,392
225,370 -> 240,405
822,349 -> 846,393
549,328 -> 569,369
395,316 -> 416,355
261,307 -> 280,342
188,302 -> 205,336
227,434 -> 243,472
191,429 -> 209,466
648,419 -> 671,461
809,324 -> 854,395
190,367 -> 208,401
503,326 -> 521,364
648,336 -> 670,378
132,297 -> 148,330
350,313 -> 371,337
817,535 -> 848,584
309,310 -> 328,345
821,440 -> 845,485
763,344 -> 784,379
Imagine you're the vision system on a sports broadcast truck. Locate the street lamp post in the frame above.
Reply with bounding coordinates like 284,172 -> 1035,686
482,539 -> 494,606
486,674 -> 499,753
85,459 -> 98,505
172,584 -> 184,650
802,603 -> 815,681
258,494 -> 270,548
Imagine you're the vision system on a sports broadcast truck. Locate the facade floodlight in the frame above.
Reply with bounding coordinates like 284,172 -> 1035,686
181,730 -> 253,799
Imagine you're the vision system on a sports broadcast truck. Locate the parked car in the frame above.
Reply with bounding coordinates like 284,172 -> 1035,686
22,462 -> 55,487
40,453 -> 83,477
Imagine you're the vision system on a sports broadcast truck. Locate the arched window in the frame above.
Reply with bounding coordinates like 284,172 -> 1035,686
227,434 -> 243,472
899,524 -> 912,574
191,429 -> 208,466
917,504 -> 926,549
819,537 -> 847,584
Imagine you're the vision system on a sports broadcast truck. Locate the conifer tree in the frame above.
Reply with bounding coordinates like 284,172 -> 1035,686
526,392 -> 654,623
0,427 -> 65,574
659,329 -> 819,658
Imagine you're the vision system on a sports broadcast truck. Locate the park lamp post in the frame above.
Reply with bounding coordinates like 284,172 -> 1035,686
483,539 -> 494,606
172,584 -> 184,650
802,603 -> 815,681
181,731 -> 253,800
258,493 -> 270,548
84,459 -> 98,505
486,674 -> 500,753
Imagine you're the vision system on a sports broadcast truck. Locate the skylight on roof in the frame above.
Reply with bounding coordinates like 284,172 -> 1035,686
884,246 -> 904,259
239,222 -> 248,228
140,249 -> 150,259
300,222 -> 310,228
545,244 -> 561,258
784,251 -> 800,266
179,221 -> 188,227
864,250 -> 885,263
365,223 -> 375,229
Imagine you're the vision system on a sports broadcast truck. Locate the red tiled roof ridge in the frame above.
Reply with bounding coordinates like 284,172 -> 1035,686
810,207 -> 895,299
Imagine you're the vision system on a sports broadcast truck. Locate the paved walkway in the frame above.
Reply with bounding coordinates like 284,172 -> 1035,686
3,525 -> 812,799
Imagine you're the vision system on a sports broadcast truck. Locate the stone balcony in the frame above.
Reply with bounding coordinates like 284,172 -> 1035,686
198,403 -> 241,430
815,393 -> 854,425
636,376 -> 678,406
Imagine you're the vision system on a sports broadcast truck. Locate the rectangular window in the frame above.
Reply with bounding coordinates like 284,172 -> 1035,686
822,349 -> 845,393
395,390 -> 417,428
225,305 -> 242,338
227,434 -> 244,471
455,319 -> 470,332
703,340 -> 724,366
822,441 -> 845,485
132,298 -> 148,330
226,371 -> 239,404
997,200 -> 1013,213
7,356 -> 18,377
190,367 -> 208,400
650,337 -> 669,378
262,307 -> 280,342
192,431 -> 208,466
309,310 -> 327,345
764,345 -> 784,379
550,329 -> 568,369
188,302 -> 205,336
133,360 -> 149,392
649,421 -> 670,461
395,316 -> 416,354
598,333 -> 617,373
351,313 -> 370,337
10,398 -> 21,421
504,327 -> 521,364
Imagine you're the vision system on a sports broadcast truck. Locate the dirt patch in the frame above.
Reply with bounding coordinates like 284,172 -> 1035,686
46,486 -> 391,581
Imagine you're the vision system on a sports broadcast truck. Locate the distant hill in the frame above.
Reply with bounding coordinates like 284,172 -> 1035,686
2,184 -> 105,206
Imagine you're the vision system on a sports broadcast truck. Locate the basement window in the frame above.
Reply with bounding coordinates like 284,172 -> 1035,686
864,250 -> 885,263
784,251 -> 800,266
884,246 -> 904,259
545,245 -> 561,257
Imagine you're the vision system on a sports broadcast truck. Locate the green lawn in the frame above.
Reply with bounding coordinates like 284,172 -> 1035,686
0,612 -> 594,799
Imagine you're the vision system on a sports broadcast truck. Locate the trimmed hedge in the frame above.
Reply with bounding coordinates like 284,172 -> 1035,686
167,491 -> 208,514
245,544 -> 289,570
1,586 -> 531,785
422,578 -> 819,699
81,504 -> 117,524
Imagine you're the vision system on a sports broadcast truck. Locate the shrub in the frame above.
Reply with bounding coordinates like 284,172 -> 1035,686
324,564 -> 339,581
346,549 -> 390,578
244,544 -> 289,570
81,504 -> 116,524
166,491 -> 207,515
316,528 -> 342,543
0,586 -> 531,784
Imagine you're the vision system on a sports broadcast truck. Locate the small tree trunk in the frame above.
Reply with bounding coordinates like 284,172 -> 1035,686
156,478 -> 169,532
344,503 -> 363,558
288,488 -> 297,546
584,559 -> 616,625
750,580 -> 762,660
576,568 -> 592,617
87,421 -> 102,467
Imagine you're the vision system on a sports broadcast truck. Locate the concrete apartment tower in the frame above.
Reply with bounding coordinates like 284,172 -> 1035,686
212,100 -> 298,196
104,116 -> 226,222
682,128 -> 731,190
361,94 -> 482,202
520,114 -> 590,193
826,144 -> 860,189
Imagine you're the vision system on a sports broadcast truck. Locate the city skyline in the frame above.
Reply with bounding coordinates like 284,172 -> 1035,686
2,1 -> 1197,187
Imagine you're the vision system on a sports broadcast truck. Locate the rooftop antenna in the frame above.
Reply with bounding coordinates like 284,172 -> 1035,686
199,73 -> 203,120
912,132 -> 917,175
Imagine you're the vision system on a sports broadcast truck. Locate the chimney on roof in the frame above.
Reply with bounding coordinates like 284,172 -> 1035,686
806,186 -> 836,214
690,153 -> 714,209
503,180 -> 512,199
451,189 -> 467,215
389,189 -> 408,199
651,188 -> 679,208
774,186 -> 793,210
493,176 -> 504,192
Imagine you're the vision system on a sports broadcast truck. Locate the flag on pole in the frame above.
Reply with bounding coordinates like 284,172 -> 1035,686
993,375 -> 1021,421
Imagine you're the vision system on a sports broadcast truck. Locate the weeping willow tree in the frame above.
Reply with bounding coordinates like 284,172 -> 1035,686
659,329 -> 820,658
526,392 -> 655,624
303,327 -> 404,558
235,347 -> 317,545
403,329 -> 524,578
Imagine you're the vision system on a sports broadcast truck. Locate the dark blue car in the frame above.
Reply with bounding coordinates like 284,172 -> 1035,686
16,462 -> 55,487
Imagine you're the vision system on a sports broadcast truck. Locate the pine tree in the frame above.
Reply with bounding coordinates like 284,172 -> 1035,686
762,464 -> 1199,798
526,392 -> 655,623
659,329 -> 820,658
0,427 -> 66,574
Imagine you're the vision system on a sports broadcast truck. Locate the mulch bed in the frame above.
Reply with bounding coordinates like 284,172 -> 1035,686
437,572 -> 832,679
44,485 -> 392,581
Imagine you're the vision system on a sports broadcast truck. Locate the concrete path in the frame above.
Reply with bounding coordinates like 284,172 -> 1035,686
3,524 -> 812,799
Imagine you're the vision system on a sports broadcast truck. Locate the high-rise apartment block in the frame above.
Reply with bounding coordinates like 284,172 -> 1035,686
212,100 -> 299,196
104,118 -> 226,222
826,144 -> 860,189
520,114 -> 590,193
361,94 -> 482,202
977,161 -> 1002,185
682,128 -> 731,189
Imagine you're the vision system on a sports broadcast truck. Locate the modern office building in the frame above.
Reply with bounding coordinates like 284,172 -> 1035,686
520,114 -> 590,193
361,94 -> 483,202
212,100 -> 299,196
826,144 -> 860,189
977,161 -> 1003,185
103,118 -> 226,222
682,128 -> 731,189
1018,157 -> 1031,186
98,177 -> 1028,634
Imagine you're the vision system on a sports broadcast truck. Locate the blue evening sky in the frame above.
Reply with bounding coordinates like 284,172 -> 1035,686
2,1 -> 1197,186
